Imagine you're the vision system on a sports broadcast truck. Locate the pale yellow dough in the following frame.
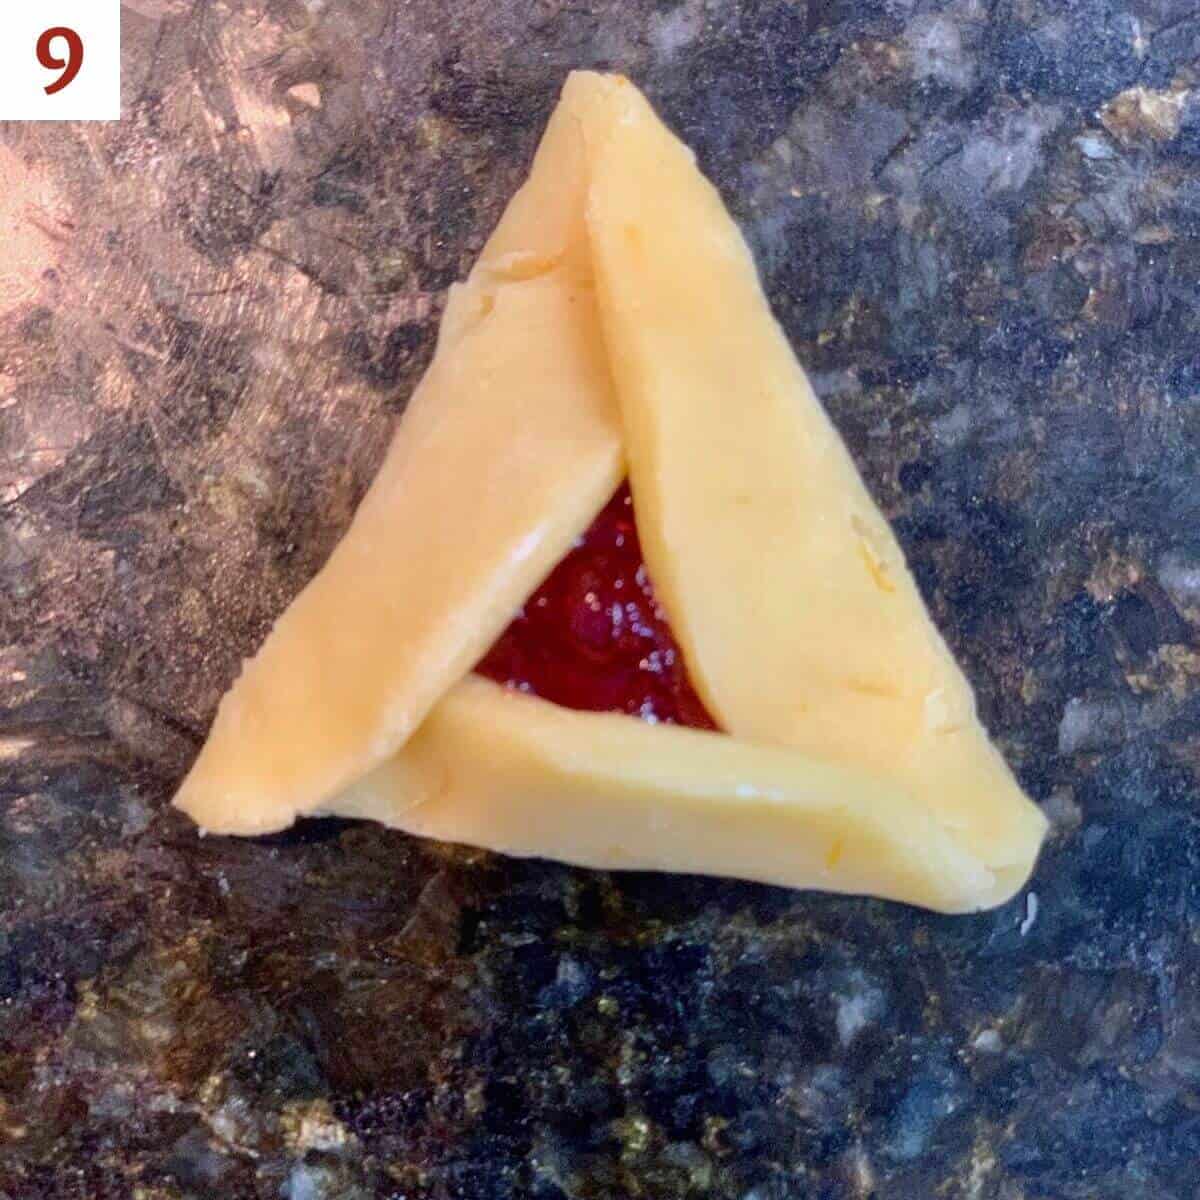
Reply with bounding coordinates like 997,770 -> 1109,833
339,676 -> 1009,913
174,76 -> 625,833
176,71 -> 1046,912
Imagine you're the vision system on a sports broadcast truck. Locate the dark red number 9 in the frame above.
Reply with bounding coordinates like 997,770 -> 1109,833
37,26 -> 84,96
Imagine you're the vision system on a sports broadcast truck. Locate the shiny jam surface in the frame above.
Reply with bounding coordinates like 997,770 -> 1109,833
476,484 -> 718,729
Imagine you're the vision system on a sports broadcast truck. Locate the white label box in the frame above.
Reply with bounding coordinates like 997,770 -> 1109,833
0,0 -> 121,121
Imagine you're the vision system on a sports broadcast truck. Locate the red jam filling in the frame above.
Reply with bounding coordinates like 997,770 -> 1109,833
476,484 -> 717,729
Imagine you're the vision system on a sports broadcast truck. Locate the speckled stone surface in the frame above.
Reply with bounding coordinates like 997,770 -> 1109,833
3,0 -> 1200,1196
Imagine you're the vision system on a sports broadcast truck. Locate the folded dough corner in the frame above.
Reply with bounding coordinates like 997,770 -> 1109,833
174,71 -> 1047,914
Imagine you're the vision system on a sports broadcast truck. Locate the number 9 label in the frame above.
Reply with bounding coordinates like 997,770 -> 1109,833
0,1 -> 119,120
38,27 -> 86,96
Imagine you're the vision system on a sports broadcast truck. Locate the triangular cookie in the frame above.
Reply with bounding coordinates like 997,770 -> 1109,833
176,72 -> 1046,912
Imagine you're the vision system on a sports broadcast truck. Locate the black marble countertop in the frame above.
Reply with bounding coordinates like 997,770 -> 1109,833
4,0 -> 1200,1196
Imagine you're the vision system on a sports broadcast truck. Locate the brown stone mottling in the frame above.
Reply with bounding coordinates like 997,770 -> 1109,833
4,0 -> 1200,1197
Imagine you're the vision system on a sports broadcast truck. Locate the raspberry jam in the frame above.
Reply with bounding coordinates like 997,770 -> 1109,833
476,484 -> 717,729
